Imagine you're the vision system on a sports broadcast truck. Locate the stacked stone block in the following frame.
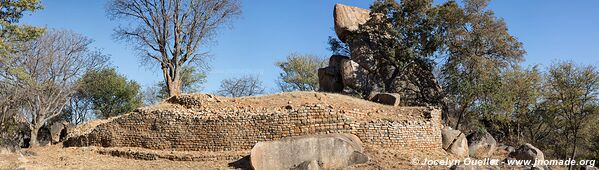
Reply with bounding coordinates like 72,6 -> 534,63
65,104 -> 441,152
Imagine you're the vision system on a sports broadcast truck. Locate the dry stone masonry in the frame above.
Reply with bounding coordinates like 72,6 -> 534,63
64,92 -> 442,153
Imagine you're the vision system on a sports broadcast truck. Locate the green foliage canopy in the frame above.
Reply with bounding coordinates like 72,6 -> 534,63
276,53 -> 325,92
0,0 -> 45,57
77,68 -> 143,119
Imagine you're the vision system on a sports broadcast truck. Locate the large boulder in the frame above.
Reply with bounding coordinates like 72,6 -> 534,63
318,55 -> 349,93
328,55 -> 349,69
581,166 -> 599,170
291,160 -> 320,170
467,130 -> 497,158
370,93 -> 401,106
441,127 -> 469,157
340,58 -> 369,90
50,121 -> 64,144
334,4 -> 370,43
50,121 -> 72,144
318,67 -> 343,92
509,143 -> 545,169
250,133 -> 368,170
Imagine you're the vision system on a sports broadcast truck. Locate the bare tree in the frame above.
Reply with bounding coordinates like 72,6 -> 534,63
0,30 -> 107,147
63,94 -> 94,125
107,0 -> 241,97
216,75 -> 265,97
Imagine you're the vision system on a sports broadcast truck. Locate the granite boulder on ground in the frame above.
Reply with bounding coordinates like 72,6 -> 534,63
250,133 -> 368,170
441,127 -> 468,157
467,130 -> 497,158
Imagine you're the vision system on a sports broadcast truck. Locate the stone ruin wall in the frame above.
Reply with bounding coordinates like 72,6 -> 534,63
65,104 -> 442,152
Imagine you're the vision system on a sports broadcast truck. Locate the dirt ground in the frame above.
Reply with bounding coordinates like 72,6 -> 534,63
0,145 -> 234,170
163,92 -> 431,122
0,144 -> 458,170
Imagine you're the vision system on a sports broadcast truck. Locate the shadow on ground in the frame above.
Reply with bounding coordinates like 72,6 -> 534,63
228,155 -> 251,170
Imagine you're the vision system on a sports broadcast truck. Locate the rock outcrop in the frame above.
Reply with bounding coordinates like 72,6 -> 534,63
334,4 -> 370,43
340,58 -> 368,91
371,93 -> 401,106
321,4 -> 444,106
318,55 -> 348,93
441,127 -> 468,157
581,166 -> 599,170
292,160 -> 320,170
50,121 -> 72,144
467,130 -> 497,158
508,143 -> 545,169
250,133 -> 368,170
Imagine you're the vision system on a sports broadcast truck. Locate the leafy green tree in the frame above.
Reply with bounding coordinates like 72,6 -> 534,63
479,66 -> 545,145
342,0 -> 446,105
438,0 -> 525,129
0,0 -> 44,147
543,62 -> 598,168
77,68 -> 143,119
0,0 -> 45,57
276,53 -> 325,92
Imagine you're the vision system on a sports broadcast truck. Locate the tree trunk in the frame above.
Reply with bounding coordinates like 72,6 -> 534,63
454,111 -> 464,130
454,102 -> 470,130
163,65 -> 181,97
167,78 -> 181,97
569,132 -> 578,170
29,126 -> 39,148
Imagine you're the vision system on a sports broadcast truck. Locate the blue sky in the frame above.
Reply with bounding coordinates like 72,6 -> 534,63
21,0 -> 599,93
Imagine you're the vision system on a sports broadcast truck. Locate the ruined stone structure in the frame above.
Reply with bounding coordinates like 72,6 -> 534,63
65,92 -> 442,152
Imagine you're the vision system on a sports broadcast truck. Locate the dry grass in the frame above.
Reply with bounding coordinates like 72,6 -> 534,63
0,144 -> 458,170
0,145 -> 236,170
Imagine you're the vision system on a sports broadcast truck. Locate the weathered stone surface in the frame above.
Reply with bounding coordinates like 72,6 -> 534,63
50,121 -> 73,144
581,166 -> 599,170
329,55 -> 350,68
509,143 -> 545,168
292,160 -> 320,170
334,4 -> 370,43
340,58 -> 369,90
371,93 -> 400,106
497,144 -> 515,154
318,67 -> 343,92
348,38 -> 376,72
441,127 -> 468,157
50,122 -> 64,144
467,130 -> 497,158
319,55 -> 351,93
250,133 -> 367,170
